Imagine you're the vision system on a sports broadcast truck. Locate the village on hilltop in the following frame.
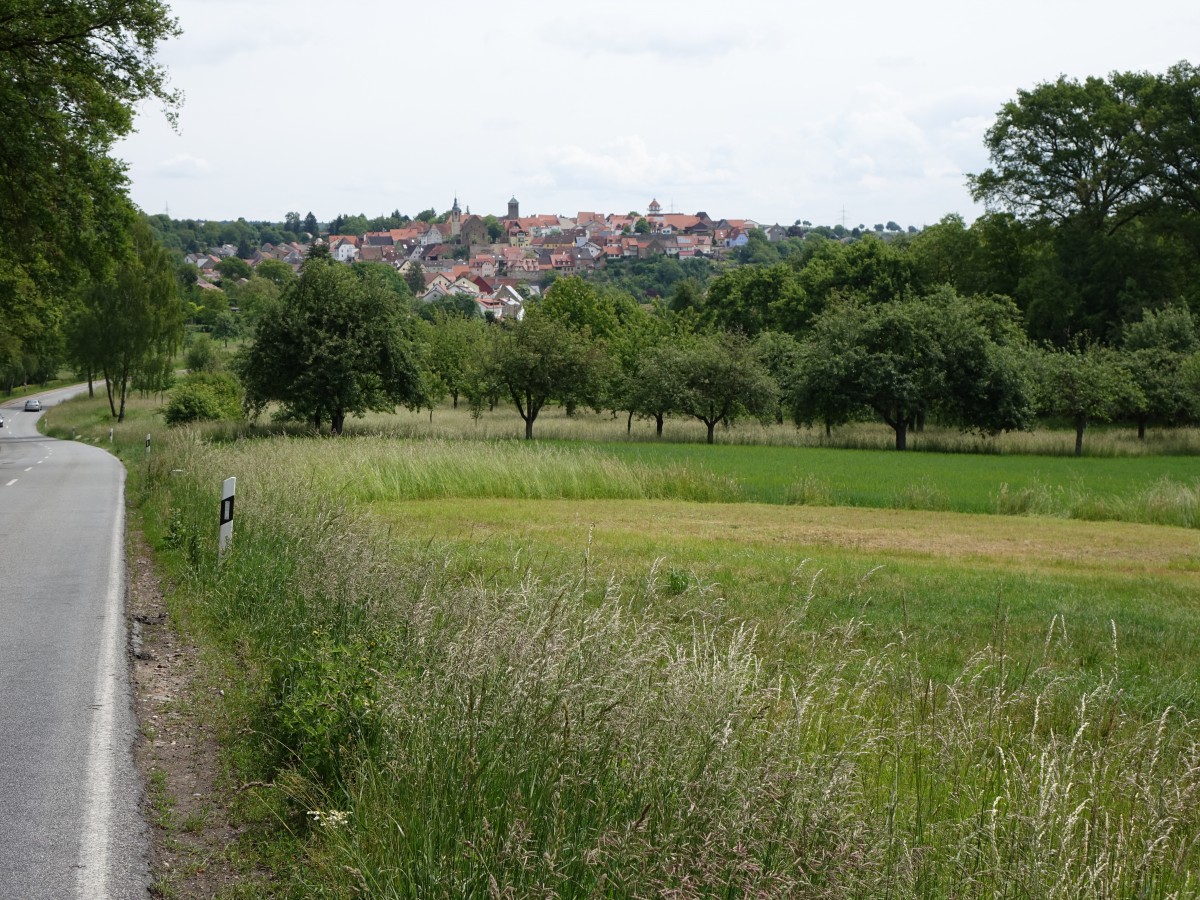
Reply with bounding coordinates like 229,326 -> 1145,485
183,198 -> 780,320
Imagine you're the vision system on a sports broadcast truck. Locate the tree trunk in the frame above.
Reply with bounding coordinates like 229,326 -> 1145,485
87,373 -> 94,398
525,416 -> 534,440
656,413 -> 664,438
104,372 -> 117,418
331,410 -> 345,435
1137,416 -> 1146,441
117,376 -> 128,423
824,419 -> 832,439
1074,418 -> 1085,457
626,409 -> 633,434
706,420 -> 716,444
452,391 -> 459,409
893,421 -> 907,451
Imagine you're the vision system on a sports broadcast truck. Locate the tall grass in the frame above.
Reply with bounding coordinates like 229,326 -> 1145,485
993,476 -> 1200,528
142,426 -> 1200,530
182,400 -> 1200,457
146,429 -> 1200,897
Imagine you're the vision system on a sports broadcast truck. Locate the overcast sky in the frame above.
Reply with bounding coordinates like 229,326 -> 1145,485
115,1 -> 1199,229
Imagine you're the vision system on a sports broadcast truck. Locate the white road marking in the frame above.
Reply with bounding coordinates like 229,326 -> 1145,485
24,467 -> 33,472
75,488 -> 125,898
4,479 -> 16,487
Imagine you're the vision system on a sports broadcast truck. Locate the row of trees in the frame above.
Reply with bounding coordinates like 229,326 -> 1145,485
233,258 -> 1200,453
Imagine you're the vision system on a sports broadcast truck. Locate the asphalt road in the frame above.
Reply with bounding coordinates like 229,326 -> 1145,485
0,388 -> 149,898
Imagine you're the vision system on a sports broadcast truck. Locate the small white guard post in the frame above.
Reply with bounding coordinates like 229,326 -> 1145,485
145,433 -> 151,461
219,476 -> 236,557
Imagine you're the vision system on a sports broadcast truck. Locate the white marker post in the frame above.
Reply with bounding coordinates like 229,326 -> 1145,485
219,476 -> 236,558
145,433 -> 151,461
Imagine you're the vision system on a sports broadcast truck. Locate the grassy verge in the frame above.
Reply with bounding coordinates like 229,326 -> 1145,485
1,373 -> 78,401
46,395 -> 1200,897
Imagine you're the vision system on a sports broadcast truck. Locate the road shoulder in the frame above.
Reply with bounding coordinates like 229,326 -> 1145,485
128,528 -> 246,898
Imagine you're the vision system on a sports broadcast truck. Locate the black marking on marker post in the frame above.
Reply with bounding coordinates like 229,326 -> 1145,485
220,496 -> 235,526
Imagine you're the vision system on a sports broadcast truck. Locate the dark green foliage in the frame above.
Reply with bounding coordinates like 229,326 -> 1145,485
0,0 -> 179,390
75,217 -> 185,421
476,310 -> 612,439
703,263 -> 807,334
163,372 -> 243,425
184,333 -> 220,373
239,254 -> 426,434
795,235 -> 917,311
594,255 -> 713,301
215,256 -> 251,282
1120,305 -> 1200,436
788,290 -> 1034,449
417,292 -> 479,322
402,262 -> 426,297
1035,343 -> 1142,455
267,636 -> 382,789
967,65 -> 1200,342
669,331 -> 778,444
969,74 -> 1152,230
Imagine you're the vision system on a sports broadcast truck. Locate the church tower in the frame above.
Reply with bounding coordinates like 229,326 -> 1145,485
450,196 -> 462,238
508,195 -> 519,220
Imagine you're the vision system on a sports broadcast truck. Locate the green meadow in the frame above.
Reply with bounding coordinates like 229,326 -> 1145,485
45,397 -> 1200,897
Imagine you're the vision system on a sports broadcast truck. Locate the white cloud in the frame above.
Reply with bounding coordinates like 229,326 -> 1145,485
538,136 -> 734,193
155,153 -> 211,178
116,0 -> 1200,225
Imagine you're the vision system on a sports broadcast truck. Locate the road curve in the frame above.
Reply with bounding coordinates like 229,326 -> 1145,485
0,388 -> 149,898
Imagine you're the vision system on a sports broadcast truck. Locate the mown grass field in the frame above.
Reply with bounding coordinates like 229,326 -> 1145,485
378,496 -> 1200,705
45,394 -> 1200,897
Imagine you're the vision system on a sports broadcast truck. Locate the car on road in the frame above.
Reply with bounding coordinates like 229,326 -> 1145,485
0,414 -> 5,427
24,399 -> 41,412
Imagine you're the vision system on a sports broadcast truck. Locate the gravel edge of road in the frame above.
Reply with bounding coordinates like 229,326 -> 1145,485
127,528 -> 251,898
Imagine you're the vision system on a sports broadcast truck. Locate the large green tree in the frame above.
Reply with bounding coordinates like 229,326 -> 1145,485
703,264 -> 807,335
1036,343 -> 1141,455
477,310 -> 611,440
968,74 -> 1153,233
240,252 -> 425,434
791,290 -> 1034,450
0,0 -> 180,376
71,216 -> 184,421
1119,304 -> 1200,437
540,276 -> 621,340
794,235 -> 916,313
1132,63 -> 1200,224
670,331 -> 777,445
423,312 -> 484,409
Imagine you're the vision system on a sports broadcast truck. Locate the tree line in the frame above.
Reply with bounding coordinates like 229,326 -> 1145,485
217,250 -> 1200,454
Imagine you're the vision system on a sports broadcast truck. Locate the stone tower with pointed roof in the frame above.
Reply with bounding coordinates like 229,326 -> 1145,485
450,196 -> 462,238
648,198 -> 662,215
508,195 -> 519,220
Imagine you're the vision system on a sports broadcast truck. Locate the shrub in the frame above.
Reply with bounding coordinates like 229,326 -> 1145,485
184,332 -> 220,373
163,372 -> 243,425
